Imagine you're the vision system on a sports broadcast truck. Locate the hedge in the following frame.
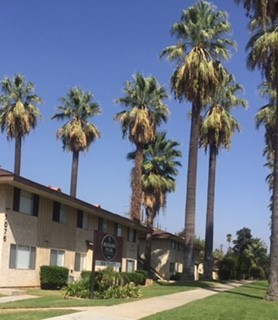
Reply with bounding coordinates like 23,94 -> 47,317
40,265 -> 69,289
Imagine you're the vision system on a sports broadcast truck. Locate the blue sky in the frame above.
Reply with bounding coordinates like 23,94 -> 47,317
0,1 -> 269,251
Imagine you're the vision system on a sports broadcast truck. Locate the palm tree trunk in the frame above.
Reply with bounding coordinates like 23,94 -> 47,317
183,103 -> 201,280
144,207 -> 154,275
14,137 -> 22,176
70,150 -> 79,198
130,144 -> 143,223
203,144 -> 217,281
266,67 -> 278,301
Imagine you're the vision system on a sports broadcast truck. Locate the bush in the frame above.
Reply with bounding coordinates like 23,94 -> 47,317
65,267 -> 144,299
218,256 -> 236,280
95,267 -> 124,293
81,270 -> 91,281
64,279 -> 90,299
169,273 -> 182,281
121,271 -> 146,285
249,266 -> 266,280
40,265 -> 69,289
95,282 -> 142,299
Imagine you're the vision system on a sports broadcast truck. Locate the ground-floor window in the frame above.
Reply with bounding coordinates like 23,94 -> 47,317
9,244 -> 36,269
50,249 -> 65,267
169,262 -> 175,273
74,252 -> 87,271
126,259 -> 135,272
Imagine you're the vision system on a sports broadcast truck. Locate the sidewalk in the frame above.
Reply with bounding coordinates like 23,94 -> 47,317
0,281 -> 245,320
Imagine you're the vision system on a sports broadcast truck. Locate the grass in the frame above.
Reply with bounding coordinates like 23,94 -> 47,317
0,310 -> 76,320
0,281 -> 201,309
0,281 -> 201,320
142,281 -> 278,320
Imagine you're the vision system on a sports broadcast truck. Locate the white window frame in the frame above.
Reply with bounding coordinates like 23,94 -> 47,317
74,252 -> 87,272
126,259 -> 135,273
19,190 -> 33,215
9,244 -> 36,269
50,249 -> 65,267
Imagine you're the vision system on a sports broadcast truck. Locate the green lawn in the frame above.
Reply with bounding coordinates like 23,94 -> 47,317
0,281 -> 201,309
0,310 -> 76,320
142,281 -> 278,320
2,281 -> 273,320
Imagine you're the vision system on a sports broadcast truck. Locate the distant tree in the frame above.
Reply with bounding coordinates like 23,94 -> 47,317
226,233 -> 233,251
245,238 -> 268,268
52,87 -> 101,197
232,227 -> 253,254
213,247 -> 224,261
0,74 -> 42,175
160,0 -> 235,279
115,73 -> 169,223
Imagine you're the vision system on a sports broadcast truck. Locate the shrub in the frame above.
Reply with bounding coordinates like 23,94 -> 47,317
249,265 -> 266,280
218,256 -> 236,280
170,272 -> 182,281
64,279 -> 90,299
40,265 -> 69,289
65,267 -> 144,299
81,270 -> 91,281
121,271 -> 146,285
95,282 -> 142,299
95,267 -> 124,293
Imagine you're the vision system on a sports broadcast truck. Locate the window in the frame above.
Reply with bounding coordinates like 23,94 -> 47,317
77,210 -> 88,229
9,244 -> 36,269
13,187 -> 39,216
171,240 -> 176,250
126,259 -> 135,272
114,223 -> 122,237
169,262 -> 175,273
74,252 -> 87,271
50,249 -> 65,266
127,228 -> 137,242
98,218 -> 108,232
52,202 -> 67,224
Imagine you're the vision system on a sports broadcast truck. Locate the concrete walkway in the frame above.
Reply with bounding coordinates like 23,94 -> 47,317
0,281 -> 245,320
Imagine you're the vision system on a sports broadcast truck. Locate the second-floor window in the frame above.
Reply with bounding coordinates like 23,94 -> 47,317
52,201 -> 67,224
13,187 -> 39,216
98,217 -> 108,232
114,223 -> 122,237
77,210 -> 88,229
127,228 -> 137,242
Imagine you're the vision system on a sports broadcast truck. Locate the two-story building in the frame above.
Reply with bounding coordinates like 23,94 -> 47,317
139,229 -> 184,280
0,169 -> 146,288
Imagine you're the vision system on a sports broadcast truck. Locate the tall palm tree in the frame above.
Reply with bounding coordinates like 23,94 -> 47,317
160,0 -> 236,279
234,0 -> 277,24
0,74 -> 42,175
200,74 -> 247,280
235,0 -> 278,301
114,73 -> 169,223
52,87 -> 101,198
128,132 -> 181,272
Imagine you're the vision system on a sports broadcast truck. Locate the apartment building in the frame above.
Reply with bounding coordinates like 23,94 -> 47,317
0,169 -> 146,288
139,229 -> 184,280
